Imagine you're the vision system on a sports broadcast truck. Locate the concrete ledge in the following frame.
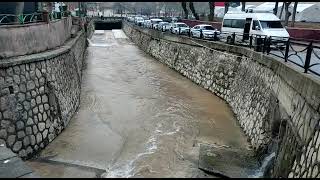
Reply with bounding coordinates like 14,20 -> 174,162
0,17 -> 72,59
0,30 -> 84,68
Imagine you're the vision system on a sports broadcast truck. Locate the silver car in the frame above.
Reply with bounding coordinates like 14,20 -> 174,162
171,22 -> 190,35
135,17 -> 144,26
143,20 -> 151,28
150,19 -> 163,29
158,22 -> 170,31
190,24 -> 220,40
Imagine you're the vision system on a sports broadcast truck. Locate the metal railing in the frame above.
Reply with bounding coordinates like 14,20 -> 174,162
92,16 -> 124,21
127,20 -> 320,77
267,38 -> 320,76
48,11 -> 69,21
0,11 -> 70,25
0,13 -> 44,25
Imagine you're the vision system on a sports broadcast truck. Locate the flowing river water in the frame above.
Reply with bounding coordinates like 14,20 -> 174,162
26,30 -> 255,178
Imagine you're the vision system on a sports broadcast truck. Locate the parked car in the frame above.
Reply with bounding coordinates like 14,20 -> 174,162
150,18 -> 163,29
127,16 -> 135,22
171,22 -> 190,35
158,22 -> 170,31
190,24 -> 220,40
143,20 -> 151,28
135,17 -> 144,26
161,17 -> 172,23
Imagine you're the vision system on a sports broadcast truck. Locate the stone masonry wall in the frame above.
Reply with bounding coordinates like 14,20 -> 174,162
0,29 -> 87,159
123,21 -> 320,178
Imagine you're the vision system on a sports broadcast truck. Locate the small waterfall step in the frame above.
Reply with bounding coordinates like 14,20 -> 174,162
198,143 -> 259,178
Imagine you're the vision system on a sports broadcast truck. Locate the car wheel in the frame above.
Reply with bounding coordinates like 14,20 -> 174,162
227,36 -> 232,43
191,32 -> 194,37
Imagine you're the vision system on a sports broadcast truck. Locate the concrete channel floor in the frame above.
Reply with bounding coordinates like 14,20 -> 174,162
0,145 -> 39,178
26,29 -> 254,178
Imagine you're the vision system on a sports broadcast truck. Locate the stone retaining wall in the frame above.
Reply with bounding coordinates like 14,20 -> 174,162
123,21 -> 320,178
0,28 -> 88,159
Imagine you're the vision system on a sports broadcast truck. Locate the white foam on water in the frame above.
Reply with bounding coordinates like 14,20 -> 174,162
87,38 -> 113,47
104,135 -> 159,178
104,120 -> 182,178
155,129 -> 162,133
112,29 -> 128,39
249,152 -> 276,178
94,30 -> 105,34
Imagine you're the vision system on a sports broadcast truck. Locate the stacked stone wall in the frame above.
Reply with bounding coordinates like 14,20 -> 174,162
0,30 -> 87,159
123,21 -> 320,178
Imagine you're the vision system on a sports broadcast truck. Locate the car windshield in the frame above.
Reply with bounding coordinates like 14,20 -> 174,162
259,21 -> 283,29
137,18 -> 143,21
202,26 -> 215,30
177,23 -> 187,27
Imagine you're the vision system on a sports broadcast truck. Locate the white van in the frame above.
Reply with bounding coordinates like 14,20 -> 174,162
221,12 -> 289,44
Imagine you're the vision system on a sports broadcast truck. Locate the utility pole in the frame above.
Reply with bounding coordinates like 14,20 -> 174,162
78,2 -> 81,16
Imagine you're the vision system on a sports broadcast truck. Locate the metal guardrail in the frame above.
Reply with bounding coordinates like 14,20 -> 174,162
48,11 -> 69,21
273,38 -> 320,76
127,20 -> 320,77
0,13 -> 44,25
92,16 -> 124,21
0,11 -> 70,25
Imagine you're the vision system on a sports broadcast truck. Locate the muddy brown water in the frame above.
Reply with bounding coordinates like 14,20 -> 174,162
26,30 -> 253,178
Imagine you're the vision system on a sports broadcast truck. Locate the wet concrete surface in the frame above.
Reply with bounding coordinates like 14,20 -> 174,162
26,29 -> 253,178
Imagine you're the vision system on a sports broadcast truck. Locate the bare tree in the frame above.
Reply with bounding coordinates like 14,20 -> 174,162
208,2 -> 215,21
279,2 -> 284,19
241,2 -> 246,11
181,2 -> 188,19
224,2 -> 229,14
291,2 -> 298,27
273,2 -> 279,15
189,2 -> 199,20
284,2 -> 291,27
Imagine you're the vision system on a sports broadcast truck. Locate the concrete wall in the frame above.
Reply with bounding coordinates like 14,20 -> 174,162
0,27 -> 88,159
0,17 -> 72,59
123,21 -> 320,178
